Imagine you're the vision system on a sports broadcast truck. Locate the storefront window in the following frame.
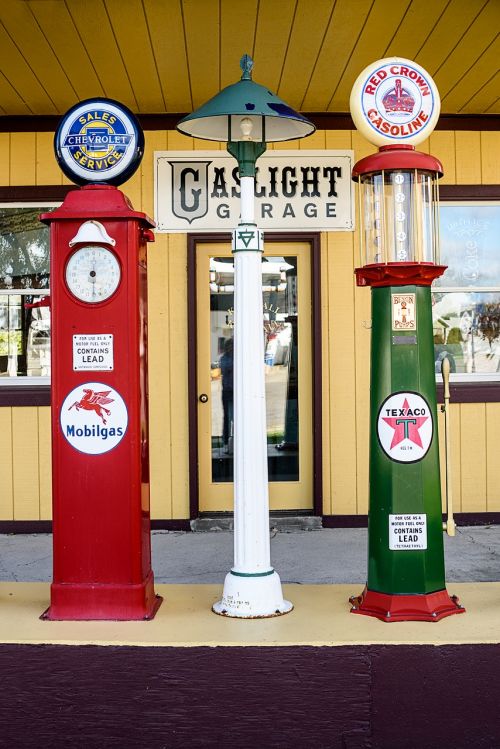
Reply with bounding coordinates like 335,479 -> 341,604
433,202 -> 500,380
0,205 -> 56,382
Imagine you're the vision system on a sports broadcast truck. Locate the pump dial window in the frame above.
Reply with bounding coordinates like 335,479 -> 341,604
65,245 -> 121,303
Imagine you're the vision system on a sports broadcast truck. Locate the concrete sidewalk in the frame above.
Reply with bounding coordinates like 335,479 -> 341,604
0,525 -> 500,584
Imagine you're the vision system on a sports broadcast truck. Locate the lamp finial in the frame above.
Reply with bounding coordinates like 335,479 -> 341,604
240,54 -> 253,80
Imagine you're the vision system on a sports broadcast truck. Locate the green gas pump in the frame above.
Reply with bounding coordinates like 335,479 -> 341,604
348,58 -> 465,622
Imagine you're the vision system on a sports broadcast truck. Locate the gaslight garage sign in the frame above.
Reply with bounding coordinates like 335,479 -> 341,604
154,150 -> 354,232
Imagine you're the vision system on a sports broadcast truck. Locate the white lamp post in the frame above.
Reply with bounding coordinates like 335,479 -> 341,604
178,55 -> 314,617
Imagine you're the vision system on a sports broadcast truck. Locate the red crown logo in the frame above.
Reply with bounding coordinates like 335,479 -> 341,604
382,79 -> 415,114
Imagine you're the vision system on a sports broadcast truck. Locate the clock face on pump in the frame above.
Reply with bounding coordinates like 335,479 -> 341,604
65,245 -> 121,303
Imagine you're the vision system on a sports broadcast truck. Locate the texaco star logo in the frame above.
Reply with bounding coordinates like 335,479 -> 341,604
377,391 -> 433,463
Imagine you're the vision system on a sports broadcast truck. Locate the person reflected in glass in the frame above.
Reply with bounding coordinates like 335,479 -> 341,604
220,337 -> 234,454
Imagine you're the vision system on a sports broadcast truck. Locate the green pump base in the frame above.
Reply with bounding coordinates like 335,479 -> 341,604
349,587 -> 465,623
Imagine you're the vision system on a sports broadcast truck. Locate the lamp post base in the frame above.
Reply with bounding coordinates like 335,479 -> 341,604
213,570 -> 293,618
349,586 -> 465,622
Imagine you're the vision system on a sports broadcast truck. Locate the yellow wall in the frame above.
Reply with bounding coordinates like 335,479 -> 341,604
1,128 -> 499,520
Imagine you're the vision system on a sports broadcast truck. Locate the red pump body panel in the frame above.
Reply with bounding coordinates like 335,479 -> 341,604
41,184 -> 161,620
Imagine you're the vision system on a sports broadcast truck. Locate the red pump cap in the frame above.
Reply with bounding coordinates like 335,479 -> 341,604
352,144 -> 443,179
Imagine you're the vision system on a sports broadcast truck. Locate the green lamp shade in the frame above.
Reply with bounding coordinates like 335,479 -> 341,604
177,56 -> 315,143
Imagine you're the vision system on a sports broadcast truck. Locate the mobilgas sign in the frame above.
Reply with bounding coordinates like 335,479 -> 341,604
60,382 -> 128,455
55,98 -> 144,186
154,150 -> 354,232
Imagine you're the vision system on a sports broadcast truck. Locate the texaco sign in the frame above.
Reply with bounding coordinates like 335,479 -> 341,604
154,150 -> 354,232
377,391 -> 433,464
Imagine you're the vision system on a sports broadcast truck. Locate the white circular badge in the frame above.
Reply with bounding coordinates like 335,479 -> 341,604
60,382 -> 128,454
54,98 -> 144,186
377,391 -> 433,463
350,57 -> 440,147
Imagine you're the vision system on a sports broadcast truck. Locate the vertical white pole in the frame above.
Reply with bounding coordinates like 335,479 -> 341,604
213,175 -> 292,617
233,177 -> 270,574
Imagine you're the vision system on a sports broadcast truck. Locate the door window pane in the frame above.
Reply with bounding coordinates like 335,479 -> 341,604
209,255 -> 299,483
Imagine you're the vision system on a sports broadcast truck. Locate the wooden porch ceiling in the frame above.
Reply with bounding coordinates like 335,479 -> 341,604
0,0 -> 497,118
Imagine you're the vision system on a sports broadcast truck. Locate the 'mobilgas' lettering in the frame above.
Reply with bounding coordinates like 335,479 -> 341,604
66,424 -> 124,440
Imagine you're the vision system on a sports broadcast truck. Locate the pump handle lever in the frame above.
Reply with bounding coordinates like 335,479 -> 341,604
441,356 -> 456,536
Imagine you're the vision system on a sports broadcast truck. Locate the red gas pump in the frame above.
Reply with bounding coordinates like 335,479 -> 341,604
40,99 -> 161,620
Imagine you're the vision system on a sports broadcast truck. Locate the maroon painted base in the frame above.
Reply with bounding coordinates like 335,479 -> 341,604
349,586 -> 465,622
42,571 -> 162,621
2,643 -> 500,748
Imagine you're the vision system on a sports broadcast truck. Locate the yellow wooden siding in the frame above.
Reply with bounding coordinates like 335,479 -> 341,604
0,134 -> 9,184
220,0 -> 259,91
10,132 -> 36,186
0,2 -> 498,116
165,233 -> 190,520
1,128 -> 500,520
12,407 -> 40,520
38,407 -> 51,519
36,132 -> 64,186
301,0 -> 373,112
486,404 -> 500,511
144,0 -> 192,112
329,0 -> 413,112
459,403 -> 487,512
0,408 -> 13,519
64,0 -> 137,111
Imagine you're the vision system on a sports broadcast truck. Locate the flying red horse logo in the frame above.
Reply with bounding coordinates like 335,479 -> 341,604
69,388 -> 114,424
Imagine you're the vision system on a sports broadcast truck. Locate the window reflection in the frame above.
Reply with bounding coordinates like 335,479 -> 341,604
0,205 -> 54,380
433,292 -> 500,375
0,208 -> 50,291
210,255 -> 299,483
435,204 -> 500,289
434,203 -> 500,378
0,295 -> 50,377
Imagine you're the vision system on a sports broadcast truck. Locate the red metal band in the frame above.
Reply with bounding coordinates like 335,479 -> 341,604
352,145 -> 443,179
354,262 -> 447,288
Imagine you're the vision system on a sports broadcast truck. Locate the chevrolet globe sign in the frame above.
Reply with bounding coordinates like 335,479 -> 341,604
154,150 -> 354,232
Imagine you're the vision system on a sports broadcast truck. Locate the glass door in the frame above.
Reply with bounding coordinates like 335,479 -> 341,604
196,241 -> 313,512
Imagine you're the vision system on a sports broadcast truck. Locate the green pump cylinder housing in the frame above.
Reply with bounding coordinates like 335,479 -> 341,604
368,283 -> 445,595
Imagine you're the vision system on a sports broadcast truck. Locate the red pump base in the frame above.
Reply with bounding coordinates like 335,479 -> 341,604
349,586 -> 465,622
41,572 -> 163,621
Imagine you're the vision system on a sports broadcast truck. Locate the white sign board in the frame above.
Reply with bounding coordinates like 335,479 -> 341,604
389,514 -> 427,550
154,150 -> 354,233
377,391 -> 433,463
349,57 -> 440,147
392,293 -> 416,331
60,382 -> 128,455
73,334 -> 114,371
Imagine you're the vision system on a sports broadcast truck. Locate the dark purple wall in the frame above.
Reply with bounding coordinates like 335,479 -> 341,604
1,643 -> 499,748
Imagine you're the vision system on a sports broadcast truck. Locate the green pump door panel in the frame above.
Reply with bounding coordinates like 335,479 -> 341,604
368,285 -> 446,595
